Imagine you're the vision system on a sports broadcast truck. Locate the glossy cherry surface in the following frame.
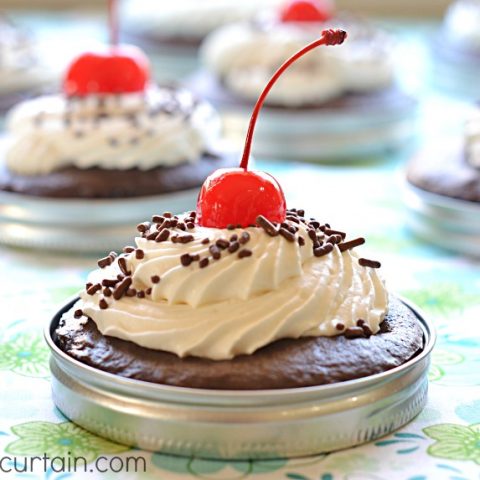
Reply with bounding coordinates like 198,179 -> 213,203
280,0 -> 333,23
63,45 -> 150,96
196,169 -> 286,228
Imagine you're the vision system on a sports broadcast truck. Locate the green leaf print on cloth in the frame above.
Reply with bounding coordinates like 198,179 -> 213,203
0,333 -> 49,377
6,422 -> 129,464
401,283 -> 478,315
428,349 -> 464,382
151,452 -> 287,476
423,424 -> 480,465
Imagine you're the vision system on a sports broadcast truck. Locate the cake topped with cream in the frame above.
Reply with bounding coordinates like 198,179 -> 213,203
68,29 -> 388,361
201,0 -> 395,106
4,43 -> 220,176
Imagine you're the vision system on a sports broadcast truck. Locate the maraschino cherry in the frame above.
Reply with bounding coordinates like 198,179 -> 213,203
196,29 -> 347,229
280,0 -> 334,23
63,0 -> 150,96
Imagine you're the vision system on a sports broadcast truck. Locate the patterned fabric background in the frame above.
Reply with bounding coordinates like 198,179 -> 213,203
0,16 -> 479,480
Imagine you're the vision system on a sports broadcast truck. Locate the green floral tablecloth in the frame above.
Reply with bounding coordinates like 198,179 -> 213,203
0,13 -> 479,480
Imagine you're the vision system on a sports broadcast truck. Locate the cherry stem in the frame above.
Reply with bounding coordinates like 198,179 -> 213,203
108,0 -> 119,47
239,28 -> 347,170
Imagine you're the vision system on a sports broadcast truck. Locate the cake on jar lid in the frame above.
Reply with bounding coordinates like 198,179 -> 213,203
54,30 -> 424,390
191,0 -> 417,160
404,105 -> 480,257
0,15 -> 55,114
0,3 -> 236,200
407,106 -> 480,203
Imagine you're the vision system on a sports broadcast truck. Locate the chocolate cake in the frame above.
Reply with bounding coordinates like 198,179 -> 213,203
407,141 -> 480,203
54,295 -> 423,390
0,150 -> 237,198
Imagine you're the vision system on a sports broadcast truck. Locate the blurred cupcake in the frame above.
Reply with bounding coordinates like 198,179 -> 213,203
0,43 -> 236,251
432,0 -> 480,98
0,15 -> 55,114
122,0 -> 282,80
191,0 -> 417,161
404,106 -> 480,256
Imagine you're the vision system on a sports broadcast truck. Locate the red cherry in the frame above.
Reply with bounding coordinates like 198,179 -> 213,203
280,0 -> 333,23
63,45 -> 150,96
196,29 -> 347,229
196,169 -> 286,228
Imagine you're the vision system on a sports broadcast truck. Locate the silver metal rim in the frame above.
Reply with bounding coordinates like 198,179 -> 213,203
45,295 -> 434,458
403,180 -> 480,257
0,188 -> 199,253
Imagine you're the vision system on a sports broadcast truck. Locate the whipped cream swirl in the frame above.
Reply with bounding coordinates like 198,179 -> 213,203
201,17 -> 395,106
5,86 -> 220,175
76,211 -> 388,360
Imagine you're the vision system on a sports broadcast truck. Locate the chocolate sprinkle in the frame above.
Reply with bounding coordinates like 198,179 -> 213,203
99,298 -> 109,310
216,238 -> 230,250
135,249 -> 145,260
239,232 -> 250,244
97,255 -> 112,269
156,229 -> 170,242
123,246 -> 135,254
324,228 -> 346,239
298,236 -> 305,246
137,222 -> 150,233
73,309 -> 83,319
137,291 -> 145,298
199,258 -> 209,268
201,238 -> 210,245
86,284 -> 101,295
326,234 -> 343,245
344,327 -> 366,339
238,249 -> 252,259
209,245 -> 221,260
359,258 -> 381,268
228,241 -> 240,253
256,215 -> 279,236
314,243 -> 334,257
103,287 -> 112,297
151,275 -> 160,284
118,257 -> 131,276
180,254 -> 193,266
338,237 -> 365,252
279,227 -> 295,242
102,278 -> 119,287
113,277 -> 132,300
335,322 -> 345,331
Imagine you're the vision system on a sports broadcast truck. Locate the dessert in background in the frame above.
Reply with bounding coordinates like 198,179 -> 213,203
191,0 -> 417,161
0,1 -> 236,252
0,4 -> 235,199
404,106 -> 480,257
0,15 -> 55,114
407,107 -> 480,203
432,0 -> 480,98
54,30 -> 424,390
121,0 -> 282,80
